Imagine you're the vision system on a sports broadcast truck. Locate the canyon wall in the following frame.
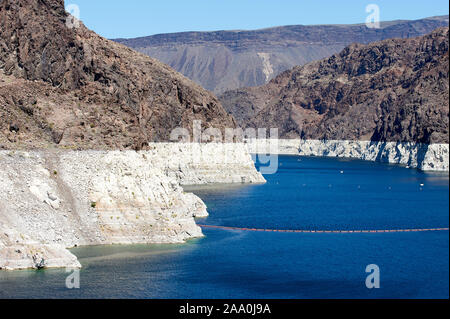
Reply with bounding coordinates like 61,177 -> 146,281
0,143 -> 265,270
145,143 -> 266,185
115,16 -> 449,94
247,139 -> 449,172
1,0 -> 236,149
220,28 -> 449,144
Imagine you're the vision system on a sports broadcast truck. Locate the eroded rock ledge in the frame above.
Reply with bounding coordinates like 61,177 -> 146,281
247,139 -> 449,172
0,143 -> 265,270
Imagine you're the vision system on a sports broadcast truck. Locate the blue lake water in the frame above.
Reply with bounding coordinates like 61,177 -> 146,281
1,156 -> 448,299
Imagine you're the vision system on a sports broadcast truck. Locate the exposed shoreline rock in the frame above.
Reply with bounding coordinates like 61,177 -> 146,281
246,139 -> 449,172
0,143 -> 265,270
145,143 -> 266,185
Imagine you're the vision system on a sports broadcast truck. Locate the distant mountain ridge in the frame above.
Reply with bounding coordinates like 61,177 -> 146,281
115,15 -> 449,93
219,28 -> 449,144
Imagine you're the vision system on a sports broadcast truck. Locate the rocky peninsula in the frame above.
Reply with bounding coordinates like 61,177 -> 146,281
0,143 -> 265,270
0,0 -> 264,270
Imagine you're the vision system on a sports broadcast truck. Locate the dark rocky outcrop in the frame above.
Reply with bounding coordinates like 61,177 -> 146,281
0,0 -> 235,149
115,16 -> 449,94
219,28 -> 449,144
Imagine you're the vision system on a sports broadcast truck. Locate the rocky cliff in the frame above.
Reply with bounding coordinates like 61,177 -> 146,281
0,144 -> 265,270
115,16 -> 449,94
0,150 -> 206,270
145,143 -> 266,185
220,28 -> 449,145
0,0 -> 235,149
247,139 -> 449,171
0,0 -> 264,271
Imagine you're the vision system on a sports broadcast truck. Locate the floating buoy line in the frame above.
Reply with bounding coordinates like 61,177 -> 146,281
198,224 -> 449,234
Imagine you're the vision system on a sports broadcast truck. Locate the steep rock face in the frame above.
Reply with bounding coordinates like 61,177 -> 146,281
115,16 -> 449,94
0,143 -> 265,270
220,28 -> 449,144
246,139 -> 449,171
144,143 -> 266,185
0,0 -> 235,149
0,150 -> 206,270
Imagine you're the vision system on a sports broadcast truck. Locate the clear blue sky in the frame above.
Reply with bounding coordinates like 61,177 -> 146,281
67,0 -> 449,39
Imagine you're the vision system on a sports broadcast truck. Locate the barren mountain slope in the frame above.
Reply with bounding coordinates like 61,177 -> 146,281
220,28 -> 449,144
0,0 -> 235,150
115,16 -> 449,94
